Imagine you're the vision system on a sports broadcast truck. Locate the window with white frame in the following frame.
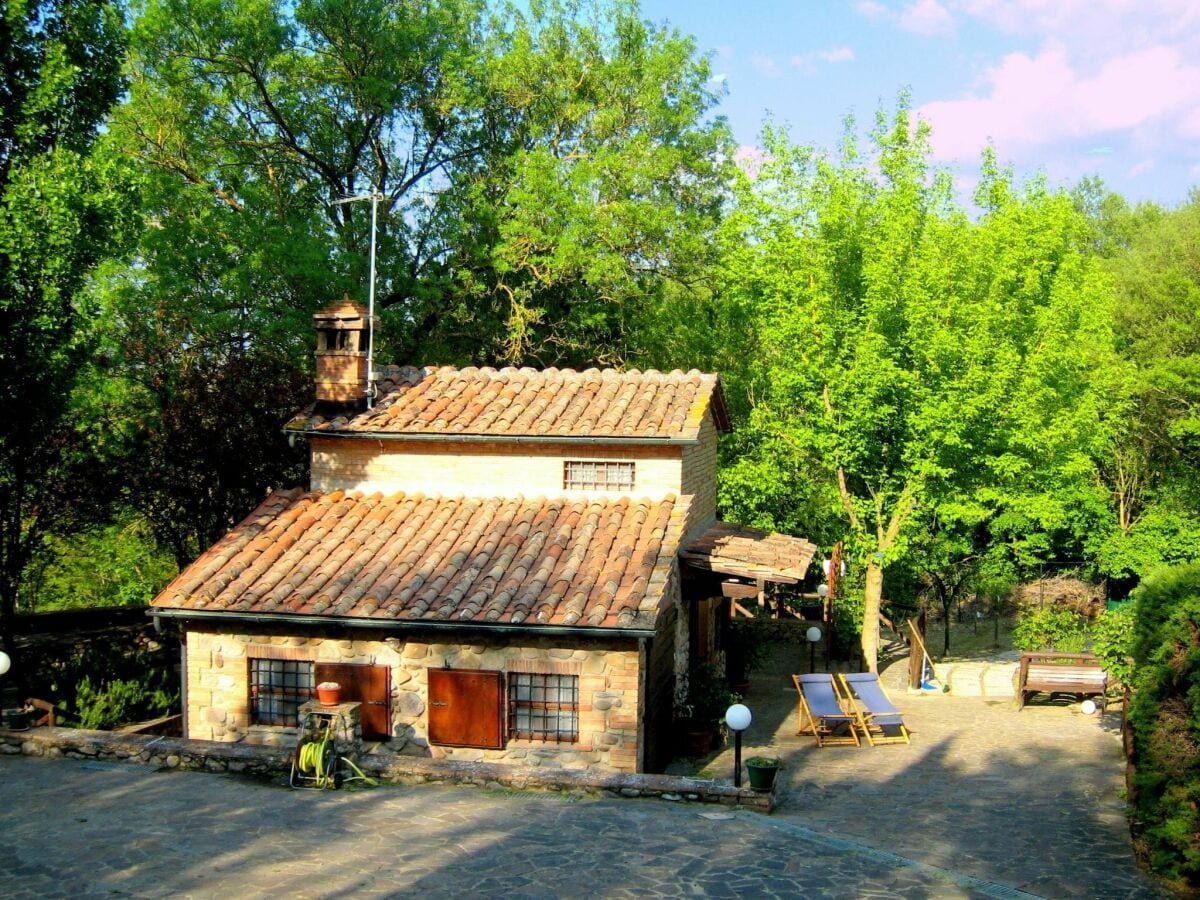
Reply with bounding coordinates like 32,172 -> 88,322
508,672 -> 579,742
563,460 -> 635,491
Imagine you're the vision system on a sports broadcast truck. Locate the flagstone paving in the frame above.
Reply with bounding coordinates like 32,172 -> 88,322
3,754 -> 1012,898
0,645 -> 1164,899
676,647 -> 1159,899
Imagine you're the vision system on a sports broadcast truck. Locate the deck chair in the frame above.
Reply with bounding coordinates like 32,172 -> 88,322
839,673 -> 911,746
791,674 -> 861,747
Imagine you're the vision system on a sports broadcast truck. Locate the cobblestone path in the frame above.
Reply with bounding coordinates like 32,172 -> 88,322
0,754 -> 1048,898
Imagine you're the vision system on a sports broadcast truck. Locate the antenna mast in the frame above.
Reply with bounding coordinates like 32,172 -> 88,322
333,191 -> 383,408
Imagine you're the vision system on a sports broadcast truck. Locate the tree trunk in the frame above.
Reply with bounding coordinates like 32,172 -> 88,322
862,562 -> 883,673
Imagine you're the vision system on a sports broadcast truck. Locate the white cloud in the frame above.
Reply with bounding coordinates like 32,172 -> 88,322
750,53 -> 783,78
1128,159 -> 1156,178
898,0 -> 955,35
789,46 -> 855,73
917,42 -> 1200,160
854,0 -> 888,19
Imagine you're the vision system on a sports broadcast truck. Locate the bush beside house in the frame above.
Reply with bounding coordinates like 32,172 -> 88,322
1126,564 -> 1200,890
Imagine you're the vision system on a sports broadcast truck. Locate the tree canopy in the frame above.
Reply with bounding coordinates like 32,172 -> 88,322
715,109 -> 1118,668
0,0 -> 133,675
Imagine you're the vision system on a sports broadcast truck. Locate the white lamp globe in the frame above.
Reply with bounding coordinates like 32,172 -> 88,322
0,650 -> 9,676
816,583 -> 830,598
821,558 -> 832,577
806,626 -> 823,643
1080,699 -> 1098,716
725,703 -> 752,732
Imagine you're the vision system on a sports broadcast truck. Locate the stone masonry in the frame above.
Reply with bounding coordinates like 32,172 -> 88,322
185,628 -> 643,773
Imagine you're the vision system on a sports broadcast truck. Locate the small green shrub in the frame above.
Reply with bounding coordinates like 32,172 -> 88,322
745,756 -> 781,767
1011,605 -> 1088,652
1091,604 -> 1136,685
73,675 -> 177,730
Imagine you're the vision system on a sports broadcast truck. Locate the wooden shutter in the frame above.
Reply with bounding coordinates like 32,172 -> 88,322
428,668 -> 504,749
315,663 -> 391,741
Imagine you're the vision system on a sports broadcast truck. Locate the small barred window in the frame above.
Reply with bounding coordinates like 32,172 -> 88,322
563,460 -> 635,491
249,658 -> 313,726
509,673 -> 579,742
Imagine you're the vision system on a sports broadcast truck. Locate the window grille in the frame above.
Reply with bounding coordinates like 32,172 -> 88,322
508,673 -> 579,742
249,658 -> 314,726
563,460 -> 635,491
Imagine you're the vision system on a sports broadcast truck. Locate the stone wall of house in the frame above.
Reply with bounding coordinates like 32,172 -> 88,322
679,411 -> 719,540
184,627 -> 644,773
643,587 -> 679,773
309,437 -> 683,500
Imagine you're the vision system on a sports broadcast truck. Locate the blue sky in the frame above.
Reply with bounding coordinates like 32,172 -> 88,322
640,0 -> 1200,207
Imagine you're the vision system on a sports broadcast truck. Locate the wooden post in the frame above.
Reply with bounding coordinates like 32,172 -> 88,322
825,541 -> 843,666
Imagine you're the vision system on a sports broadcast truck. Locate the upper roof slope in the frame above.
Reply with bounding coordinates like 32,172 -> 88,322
286,365 -> 731,442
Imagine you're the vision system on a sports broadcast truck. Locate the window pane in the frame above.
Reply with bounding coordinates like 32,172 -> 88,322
508,673 -> 579,743
564,461 -> 634,492
250,658 -> 314,726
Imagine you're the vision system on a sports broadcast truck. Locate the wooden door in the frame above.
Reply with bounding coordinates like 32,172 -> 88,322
428,668 -> 504,749
315,663 -> 391,741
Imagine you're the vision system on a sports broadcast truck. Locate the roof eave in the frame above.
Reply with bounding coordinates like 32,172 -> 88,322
147,607 -> 656,639
283,427 -> 699,446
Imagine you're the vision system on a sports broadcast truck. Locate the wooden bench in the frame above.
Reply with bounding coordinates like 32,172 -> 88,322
1018,651 -> 1108,710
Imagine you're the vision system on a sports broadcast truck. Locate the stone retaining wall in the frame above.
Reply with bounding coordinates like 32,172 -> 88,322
0,725 -> 777,812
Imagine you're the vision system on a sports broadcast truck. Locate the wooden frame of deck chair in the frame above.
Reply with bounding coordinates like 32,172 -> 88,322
839,673 -> 911,746
791,674 -> 861,747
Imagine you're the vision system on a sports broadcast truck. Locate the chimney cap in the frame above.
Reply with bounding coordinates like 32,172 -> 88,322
314,295 -> 375,323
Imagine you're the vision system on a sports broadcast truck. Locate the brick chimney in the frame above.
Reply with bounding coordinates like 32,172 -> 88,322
313,297 -> 377,405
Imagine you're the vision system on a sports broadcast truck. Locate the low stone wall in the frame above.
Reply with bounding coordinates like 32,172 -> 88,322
0,726 -> 777,812
930,659 -> 1018,698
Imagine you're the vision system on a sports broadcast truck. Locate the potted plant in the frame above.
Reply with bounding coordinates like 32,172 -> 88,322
316,681 -> 341,705
725,620 -> 772,695
745,755 -> 782,792
678,662 -> 737,756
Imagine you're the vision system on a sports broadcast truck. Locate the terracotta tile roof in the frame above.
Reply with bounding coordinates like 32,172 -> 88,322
680,522 -> 818,585
152,488 -> 683,630
286,366 -> 730,441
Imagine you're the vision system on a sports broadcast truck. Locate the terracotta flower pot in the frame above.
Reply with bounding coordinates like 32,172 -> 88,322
316,682 -> 341,705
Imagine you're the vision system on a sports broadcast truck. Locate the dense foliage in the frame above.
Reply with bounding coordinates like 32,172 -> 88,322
0,0 -> 133,681
714,109 -> 1115,668
1010,606 -> 1088,653
1127,565 -> 1200,888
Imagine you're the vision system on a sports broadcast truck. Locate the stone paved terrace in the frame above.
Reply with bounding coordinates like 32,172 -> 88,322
670,643 -> 1160,899
0,753 -> 1042,898
0,641 -> 1166,898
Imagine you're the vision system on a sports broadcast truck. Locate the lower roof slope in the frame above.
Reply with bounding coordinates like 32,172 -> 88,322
151,488 -> 683,631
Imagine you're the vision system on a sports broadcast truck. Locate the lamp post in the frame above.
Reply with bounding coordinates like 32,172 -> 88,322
725,703 -> 752,787
0,650 -> 10,728
806,626 -> 822,673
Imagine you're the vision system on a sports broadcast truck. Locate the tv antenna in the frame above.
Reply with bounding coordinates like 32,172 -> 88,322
332,191 -> 383,408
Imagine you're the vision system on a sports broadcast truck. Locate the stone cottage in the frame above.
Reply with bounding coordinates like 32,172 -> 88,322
149,301 -> 815,773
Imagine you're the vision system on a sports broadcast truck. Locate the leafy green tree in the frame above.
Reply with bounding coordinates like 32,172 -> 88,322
716,107 -> 1116,670
1090,193 -> 1200,584
0,0 -> 132,682
18,514 -> 178,612
99,0 -> 729,570
111,0 -> 730,367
